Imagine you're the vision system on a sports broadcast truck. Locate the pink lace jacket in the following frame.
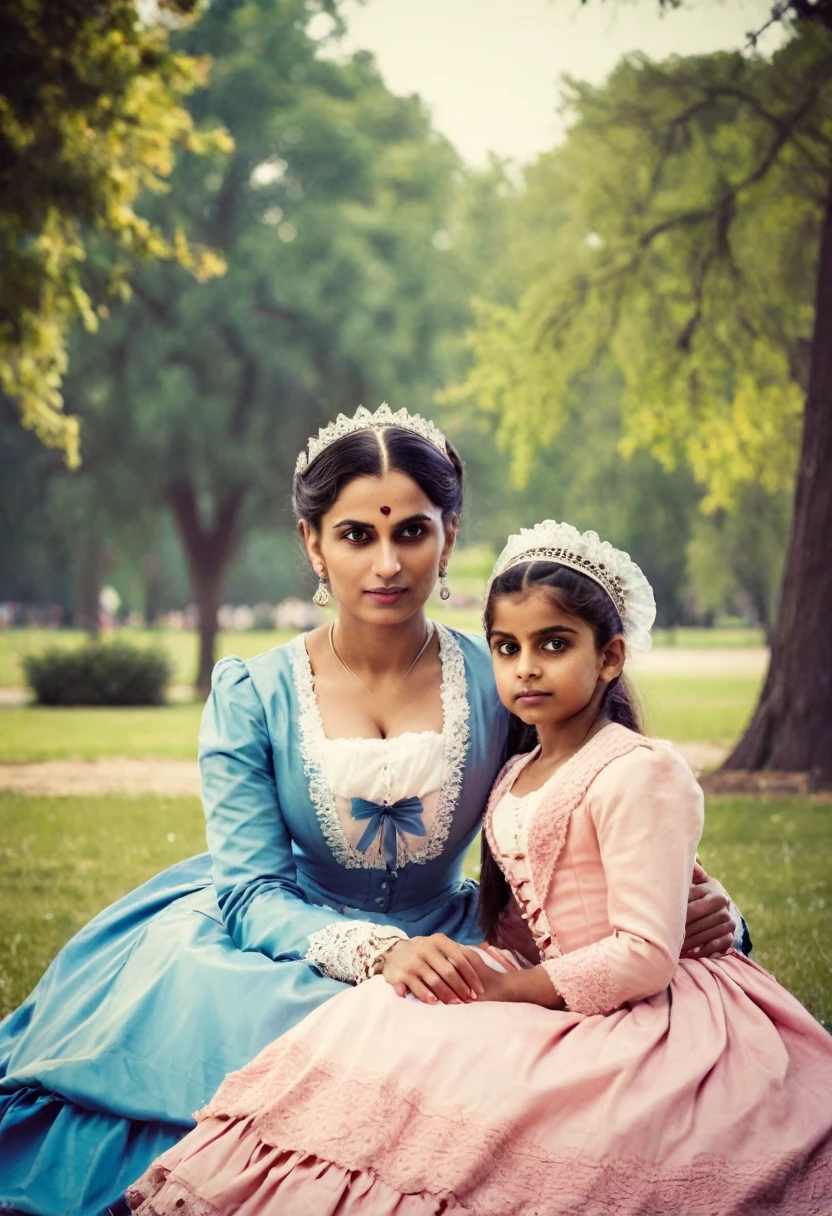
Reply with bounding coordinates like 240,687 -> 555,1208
483,724 -> 705,1016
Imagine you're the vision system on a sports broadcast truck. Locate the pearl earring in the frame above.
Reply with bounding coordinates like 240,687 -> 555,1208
439,568 -> 451,601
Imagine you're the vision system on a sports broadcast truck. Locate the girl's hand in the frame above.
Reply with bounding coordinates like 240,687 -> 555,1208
683,862 -> 738,958
463,949 -> 565,1008
460,948 -> 513,1002
381,935 -> 485,1005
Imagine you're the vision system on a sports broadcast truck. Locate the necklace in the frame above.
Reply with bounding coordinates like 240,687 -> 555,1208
329,621 -> 434,694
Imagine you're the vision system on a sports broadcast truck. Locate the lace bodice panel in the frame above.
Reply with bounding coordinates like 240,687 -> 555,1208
318,732 -> 446,867
289,624 -> 470,871
297,625 -> 473,984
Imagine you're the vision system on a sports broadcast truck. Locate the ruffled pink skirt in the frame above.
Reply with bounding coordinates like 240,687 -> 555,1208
128,953 -> 832,1216
127,1118 -> 462,1215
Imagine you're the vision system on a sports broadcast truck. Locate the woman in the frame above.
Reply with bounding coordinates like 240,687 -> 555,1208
0,405 -> 740,1216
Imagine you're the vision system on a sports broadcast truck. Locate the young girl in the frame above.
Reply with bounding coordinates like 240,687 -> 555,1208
126,520 -> 832,1216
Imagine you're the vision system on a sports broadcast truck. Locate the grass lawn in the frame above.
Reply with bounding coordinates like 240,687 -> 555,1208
0,792 -> 207,1019
0,622 -> 766,688
1,791 -> 829,1025
0,671 -> 763,762
633,673 -> 762,746
0,703 -> 205,762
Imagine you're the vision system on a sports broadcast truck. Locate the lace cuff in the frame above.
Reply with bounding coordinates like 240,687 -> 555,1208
305,921 -> 408,984
542,941 -> 619,1015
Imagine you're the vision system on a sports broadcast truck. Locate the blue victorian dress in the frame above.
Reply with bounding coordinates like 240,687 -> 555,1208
0,626 -> 508,1216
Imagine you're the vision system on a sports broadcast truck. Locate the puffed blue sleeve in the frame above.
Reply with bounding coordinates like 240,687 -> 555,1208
199,656 -> 406,981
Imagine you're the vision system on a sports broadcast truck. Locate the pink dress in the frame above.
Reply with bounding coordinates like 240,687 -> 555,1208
127,725 -> 832,1216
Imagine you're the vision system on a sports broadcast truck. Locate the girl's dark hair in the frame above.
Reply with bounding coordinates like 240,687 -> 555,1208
293,426 -> 464,529
479,560 -> 643,945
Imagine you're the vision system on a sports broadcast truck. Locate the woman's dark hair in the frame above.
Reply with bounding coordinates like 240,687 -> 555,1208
293,426 -> 464,529
479,559 -> 643,945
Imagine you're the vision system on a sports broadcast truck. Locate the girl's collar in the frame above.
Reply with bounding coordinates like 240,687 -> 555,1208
506,719 -> 620,800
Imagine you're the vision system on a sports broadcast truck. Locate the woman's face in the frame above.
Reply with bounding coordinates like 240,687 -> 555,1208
301,470 -> 457,625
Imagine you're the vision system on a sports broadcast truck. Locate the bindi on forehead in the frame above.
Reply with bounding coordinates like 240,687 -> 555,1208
380,505 -> 391,515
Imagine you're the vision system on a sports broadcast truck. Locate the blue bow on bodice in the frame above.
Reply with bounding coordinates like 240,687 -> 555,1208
350,796 -> 426,869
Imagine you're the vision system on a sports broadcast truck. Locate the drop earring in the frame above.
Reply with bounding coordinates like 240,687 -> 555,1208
439,568 -> 451,601
312,571 -> 330,607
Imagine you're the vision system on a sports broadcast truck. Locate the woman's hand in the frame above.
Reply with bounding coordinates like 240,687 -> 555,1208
381,934 -> 485,1004
683,862 -> 738,958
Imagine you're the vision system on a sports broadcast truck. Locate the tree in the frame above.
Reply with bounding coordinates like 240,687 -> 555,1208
62,0 -> 468,692
451,24 -> 832,778
686,488 -> 791,640
588,0 -> 832,36
0,0 -> 229,465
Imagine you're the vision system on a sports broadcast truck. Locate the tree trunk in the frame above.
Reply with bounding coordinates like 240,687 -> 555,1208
192,558 -> 227,698
75,532 -> 103,640
168,479 -> 246,698
143,549 -> 162,628
722,167 -> 832,784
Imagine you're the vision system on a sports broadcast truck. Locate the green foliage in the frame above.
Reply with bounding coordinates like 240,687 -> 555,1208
54,0 -> 477,681
0,627 -> 299,688
442,361 -> 702,624
686,487 -> 791,634
0,0 -> 231,464
450,27 -> 831,512
24,640 -> 172,705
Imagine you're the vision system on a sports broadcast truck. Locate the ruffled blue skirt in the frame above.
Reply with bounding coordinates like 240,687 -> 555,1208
0,854 -> 482,1216
0,855 -> 346,1216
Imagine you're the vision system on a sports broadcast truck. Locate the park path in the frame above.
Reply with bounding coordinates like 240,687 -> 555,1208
0,758 -> 202,797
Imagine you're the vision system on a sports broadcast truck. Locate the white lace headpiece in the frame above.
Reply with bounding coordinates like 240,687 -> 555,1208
486,520 -> 656,651
294,402 -> 450,477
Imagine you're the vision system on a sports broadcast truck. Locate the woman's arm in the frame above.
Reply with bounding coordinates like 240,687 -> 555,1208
683,862 -> 747,957
200,656 -> 406,982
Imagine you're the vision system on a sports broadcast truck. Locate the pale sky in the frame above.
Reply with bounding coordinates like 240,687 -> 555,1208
322,0 -> 783,165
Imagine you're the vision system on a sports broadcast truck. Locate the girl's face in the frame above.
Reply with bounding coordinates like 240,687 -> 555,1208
301,470 -> 457,625
488,587 -> 625,728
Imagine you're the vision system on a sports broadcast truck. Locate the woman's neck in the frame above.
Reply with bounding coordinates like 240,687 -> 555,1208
332,608 -> 432,683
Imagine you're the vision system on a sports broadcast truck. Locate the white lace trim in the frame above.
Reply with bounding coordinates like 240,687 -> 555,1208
305,921 -> 407,984
289,624 -> 470,870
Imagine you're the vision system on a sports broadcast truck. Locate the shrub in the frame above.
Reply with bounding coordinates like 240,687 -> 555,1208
24,641 -> 173,706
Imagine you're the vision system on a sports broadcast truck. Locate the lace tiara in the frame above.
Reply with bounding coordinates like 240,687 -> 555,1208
487,520 -> 656,651
294,403 -> 450,477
